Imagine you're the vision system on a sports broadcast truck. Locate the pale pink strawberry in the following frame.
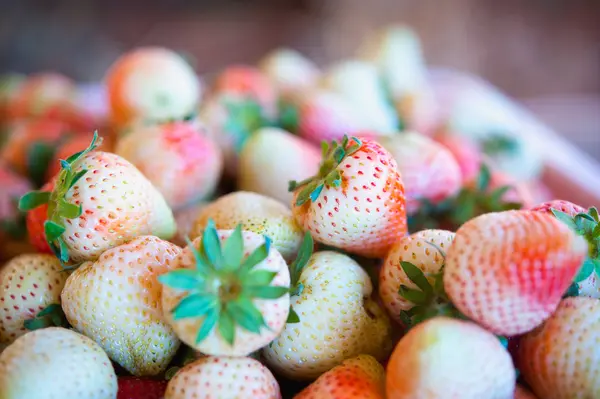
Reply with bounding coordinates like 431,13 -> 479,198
379,229 -> 455,324
295,89 -> 367,144
61,236 -> 182,376
213,65 -> 277,115
161,224 -> 290,357
258,48 -> 320,95
487,171 -> 534,209
294,355 -> 385,399
18,132 -> 176,264
514,385 -> 538,399
434,133 -> 483,184
444,210 -> 588,336
529,199 -> 586,216
0,254 -> 68,346
519,297 -> 600,399
386,317 -> 516,399
0,162 -> 31,239
290,136 -> 407,258
237,127 -> 321,205
0,327 -> 118,398
165,356 -> 281,399
116,121 -> 223,210
379,132 -> 462,214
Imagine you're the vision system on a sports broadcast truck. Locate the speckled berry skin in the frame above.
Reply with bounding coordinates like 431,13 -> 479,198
61,236 -> 182,376
116,121 -> 223,210
379,133 -> 462,214
292,138 -> 407,259
386,317 -> 516,399
57,151 -> 176,263
190,191 -> 304,262
529,199 -> 586,217
0,327 -> 118,399
519,297 -> 600,399
165,356 -> 281,399
162,229 -> 290,356
0,254 -> 68,346
294,355 -> 385,399
263,251 -> 392,381
379,229 -> 455,324
444,210 -> 588,336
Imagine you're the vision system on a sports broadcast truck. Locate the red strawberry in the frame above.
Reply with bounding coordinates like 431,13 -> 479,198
444,210 -> 588,336
294,355 -> 385,399
290,135 -> 407,258
117,376 -> 168,399
519,297 -> 600,399
529,200 -> 586,216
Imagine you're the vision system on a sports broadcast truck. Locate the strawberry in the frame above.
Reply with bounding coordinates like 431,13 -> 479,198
61,236 -> 182,376
116,121 -> 223,210
519,297 -> 600,399
0,327 -> 118,398
294,355 -> 385,399
18,132 -> 176,264
294,89 -> 367,144
237,127 -> 321,205
189,191 -> 304,263
118,376 -> 167,399
444,210 -> 588,336
386,317 -> 516,398
532,201 -> 600,298
0,162 -> 31,243
515,385 -> 538,399
212,65 -> 277,115
24,180 -> 53,254
379,229 -> 456,325
379,132 -> 462,214
290,135 -> 407,258
165,356 -> 281,399
45,131 -> 97,182
160,221 -> 290,357
0,254 -> 69,346
434,132 -> 483,184
263,250 -> 392,380
320,60 -> 399,134
172,201 -> 209,247
105,47 -> 201,129
258,48 -> 319,95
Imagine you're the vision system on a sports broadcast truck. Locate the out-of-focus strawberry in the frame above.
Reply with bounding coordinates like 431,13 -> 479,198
105,47 -> 201,130
0,73 -> 25,124
19,132 -> 176,264
386,317 -> 516,399
117,377 -> 168,399
0,254 -> 68,346
237,127 -> 321,205
160,223 -> 290,357
434,132 -> 483,184
444,210 -> 588,336
44,131 -> 96,182
514,385 -> 538,399
116,121 -> 223,210
294,355 -> 385,399
61,236 -> 182,376
519,297 -> 600,399
379,132 -> 462,214
530,199 -> 586,216
212,65 -> 277,115
0,162 -> 31,246
379,229 -> 456,326
290,136 -> 407,258
0,327 -> 118,399
165,356 -> 281,399
263,251 -> 392,380
24,180 -> 53,254
259,48 -> 320,96
189,191 -> 304,263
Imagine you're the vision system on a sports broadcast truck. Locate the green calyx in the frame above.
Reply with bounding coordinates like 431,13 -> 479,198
223,98 -> 272,153
18,131 -> 100,264
276,99 -> 299,134
481,132 -> 520,156
285,232 -> 314,324
158,220 -> 289,346
408,164 -> 523,232
289,135 -> 362,207
551,206 -> 600,285
23,303 -> 70,331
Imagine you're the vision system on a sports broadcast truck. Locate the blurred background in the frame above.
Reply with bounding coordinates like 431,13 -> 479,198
1,0 -> 598,156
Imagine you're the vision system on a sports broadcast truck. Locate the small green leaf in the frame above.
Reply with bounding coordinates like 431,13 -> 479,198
202,220 -> 223,269
60,159 -> 71,171
58,238 -> 69,263
246,270 -> 278,286
171,294 -> 217,320
159,269 -> 202,291
592,224 -> 600,238
291,282 -> 304,297
240,242 -> 270,273
398,285 -> 429,305
44,220 -> 65,242
23,318 -> 51,331
58,201 -> 82,219
400,262 -> 433,295
18,191 -> 50,211
195,307 -> 219,344
245,285 -> 289,299
487,186 -> 511,207
593,258 -> 600,278
286,306 -> 300,323
476,164 -> 492,192
37,303 -> 61,317
217,310 -> 236,345
399,310 -> 412,327
223,225 -> 244,271
184,236 -> 212,275
228,299 -> 266,334
290,232 -> 314,285
576,213 -> 596,223
551,209 -> 577,230
574,258 -> 595,283
589,207 -> 600,221
69,169 -> 87,189
295,180 -> 319,206
563,282 -> 579,298
497,336 -> 508,348
65,131 -> 99,164
309,184 -> 324,203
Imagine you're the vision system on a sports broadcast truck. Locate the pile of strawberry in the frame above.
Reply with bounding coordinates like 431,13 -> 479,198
0,25 -> 598,399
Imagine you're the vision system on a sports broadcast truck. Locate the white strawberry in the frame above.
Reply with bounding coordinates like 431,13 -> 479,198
258,48 -> 319,95
61,235 -> 182,376
0,327 -> 118,399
